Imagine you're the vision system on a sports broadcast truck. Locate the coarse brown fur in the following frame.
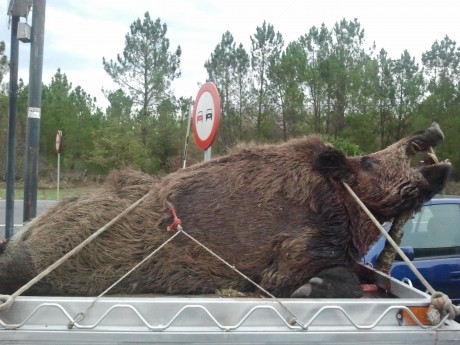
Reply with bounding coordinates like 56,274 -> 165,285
0,123 -> 452,297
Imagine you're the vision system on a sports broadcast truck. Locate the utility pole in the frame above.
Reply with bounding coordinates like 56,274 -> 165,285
5,0 -> 32,239
23,0 -> 46,222
5,15 -> 19,240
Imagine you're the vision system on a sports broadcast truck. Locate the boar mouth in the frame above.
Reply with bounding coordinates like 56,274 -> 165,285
415,144 -> 452,195
412,142 -> 451,169
408,122 -> 448,168
411,142 -> 444,166
408,123 -> 452,194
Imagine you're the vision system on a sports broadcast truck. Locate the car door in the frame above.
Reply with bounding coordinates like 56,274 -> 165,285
390,201 -> 460,304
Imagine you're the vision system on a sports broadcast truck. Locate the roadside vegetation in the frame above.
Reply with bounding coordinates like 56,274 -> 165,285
1,14 -> 459,185
0,183 -> 99,200
2,179 -> 459,202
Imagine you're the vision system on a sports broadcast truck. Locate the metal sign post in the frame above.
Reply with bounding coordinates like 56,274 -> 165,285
204,147 -> 212,162
192,82 -> 221,161
56,153 -> 60,200
182,100 -> 193,169
55,130 -> 62,200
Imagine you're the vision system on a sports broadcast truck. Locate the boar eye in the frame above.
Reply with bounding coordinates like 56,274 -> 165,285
360,156 -> 378,171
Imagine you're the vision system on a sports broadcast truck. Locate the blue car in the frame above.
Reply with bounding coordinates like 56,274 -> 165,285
363,195 -> 460,305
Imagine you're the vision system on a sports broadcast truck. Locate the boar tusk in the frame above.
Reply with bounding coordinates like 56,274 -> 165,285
427,147 -> 439,164
412,142 -> 422,151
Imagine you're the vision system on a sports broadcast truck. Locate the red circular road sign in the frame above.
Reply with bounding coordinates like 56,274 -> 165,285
193,82 -> 221,150
56,129 -> 63,154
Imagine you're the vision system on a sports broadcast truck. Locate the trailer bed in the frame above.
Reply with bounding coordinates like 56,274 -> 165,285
1,265 -> 459,344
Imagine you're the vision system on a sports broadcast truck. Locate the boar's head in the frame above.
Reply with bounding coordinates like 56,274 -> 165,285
314,122 -> 452,222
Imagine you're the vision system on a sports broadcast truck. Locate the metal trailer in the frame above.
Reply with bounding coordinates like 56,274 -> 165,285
1,265 -> 459,344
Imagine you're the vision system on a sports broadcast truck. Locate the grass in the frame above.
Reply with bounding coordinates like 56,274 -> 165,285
1,181 -> 459,201
0,186 -> 98,200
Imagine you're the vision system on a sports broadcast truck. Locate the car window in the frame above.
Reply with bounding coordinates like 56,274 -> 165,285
400,203 -> 460,257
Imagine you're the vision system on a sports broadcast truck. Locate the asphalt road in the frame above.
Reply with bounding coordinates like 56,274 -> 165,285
0,199 -> 56,239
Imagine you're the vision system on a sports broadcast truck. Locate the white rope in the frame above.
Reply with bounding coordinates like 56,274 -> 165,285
342,181 -> 436,295
178,226 -> 303,327
342,181 -> 459,322
69,224 -> 303,329
68,229 -> 182,328
3,177 -> 455,325
0,191 -> 152,311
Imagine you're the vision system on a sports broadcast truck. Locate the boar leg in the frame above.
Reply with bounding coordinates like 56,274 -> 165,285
376,212 -> 413,273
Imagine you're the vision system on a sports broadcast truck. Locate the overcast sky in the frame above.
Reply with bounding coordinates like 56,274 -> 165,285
1,0 -> 459,110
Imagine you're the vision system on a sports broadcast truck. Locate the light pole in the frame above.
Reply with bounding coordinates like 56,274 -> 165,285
5,0 -> 32,239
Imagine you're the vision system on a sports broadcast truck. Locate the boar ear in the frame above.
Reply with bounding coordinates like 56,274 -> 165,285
313,146 -> 354,181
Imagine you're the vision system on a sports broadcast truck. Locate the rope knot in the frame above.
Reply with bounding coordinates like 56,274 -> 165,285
166,201 -> 182,232
0,294 -> 14,311
167,217 -> 182,232
427,291 -> 460,324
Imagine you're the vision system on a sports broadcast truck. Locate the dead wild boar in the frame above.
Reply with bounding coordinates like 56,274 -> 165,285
0,123 -> 452,297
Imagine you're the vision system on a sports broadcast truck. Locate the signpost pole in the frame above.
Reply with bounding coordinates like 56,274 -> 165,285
56,153 -> 60,200
55,129 -> 62,200
182,100 -> 193,169
204,148 -> 212,161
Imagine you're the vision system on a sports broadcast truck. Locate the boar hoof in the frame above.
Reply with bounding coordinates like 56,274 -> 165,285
291,267 -> 363,298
